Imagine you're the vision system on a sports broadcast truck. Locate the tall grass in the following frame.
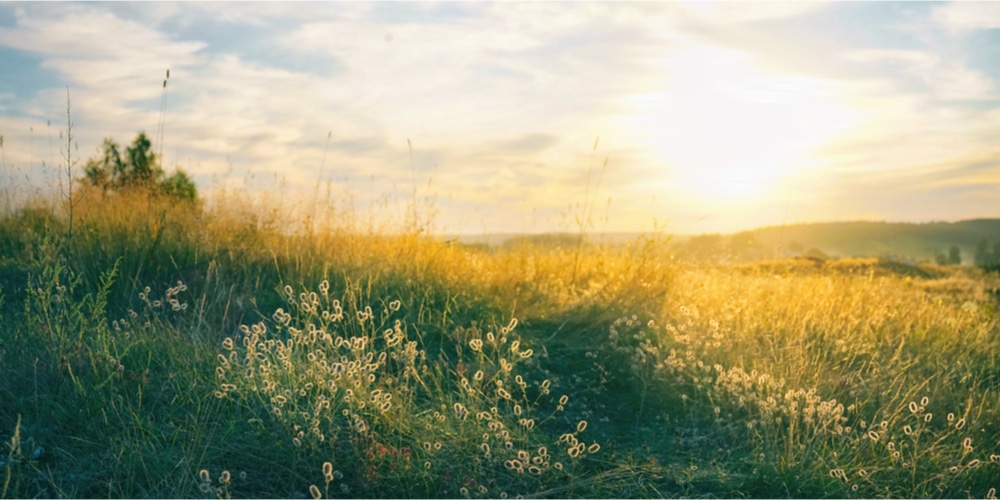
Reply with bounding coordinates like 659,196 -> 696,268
0,170 -> 998,497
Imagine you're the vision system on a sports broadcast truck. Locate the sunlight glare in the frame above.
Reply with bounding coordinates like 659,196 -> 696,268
622,46 -> 857,205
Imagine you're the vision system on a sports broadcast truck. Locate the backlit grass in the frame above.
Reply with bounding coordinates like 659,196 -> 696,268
0,187 -> 998,498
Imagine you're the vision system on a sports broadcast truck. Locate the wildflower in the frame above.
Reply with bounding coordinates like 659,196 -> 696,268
948,413 -> 955,422
588,443 -> 600,453
924,413 -> 932,422
956,418 -> 966,429
968,459 -> 981,468
470,339 -> 483,351
309,484 -> 322,499
219,470 -> 231,484
921,396 -> 929,406
199,469 -> 210,483
909,401 -> 919,413
559,395 -> 569,405
867,430 -> 879,442
963,437 -> 973,451
554,462 -> 563,471
577,420 -> 588,433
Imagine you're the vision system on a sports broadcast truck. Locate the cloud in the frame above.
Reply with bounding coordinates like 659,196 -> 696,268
672,1 -> 829,26
932,2 -> 1000,34
844,48 -> 995,101
490,133 -> 559,154
0,2 -> 997,234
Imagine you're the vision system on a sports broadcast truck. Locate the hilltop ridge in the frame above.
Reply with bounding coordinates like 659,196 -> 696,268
446,219 -> 1000,262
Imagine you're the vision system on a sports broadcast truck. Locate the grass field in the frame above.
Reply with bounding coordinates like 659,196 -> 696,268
1,187 -> 999,498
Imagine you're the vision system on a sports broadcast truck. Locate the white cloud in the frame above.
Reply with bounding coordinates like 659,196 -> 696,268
932,2 -> 1000,34
672,1 -> 828,25
843,48 -> 995,101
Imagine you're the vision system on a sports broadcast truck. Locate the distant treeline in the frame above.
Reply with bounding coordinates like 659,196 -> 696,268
670,220 -> 1000,265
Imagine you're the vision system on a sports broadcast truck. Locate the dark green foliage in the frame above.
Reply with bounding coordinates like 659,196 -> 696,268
82,132 -> 197,202
948,244 -> 961,265
158,170 -> 197,202
974,238 -> 1000,272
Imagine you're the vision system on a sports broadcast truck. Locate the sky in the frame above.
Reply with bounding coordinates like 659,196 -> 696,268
0,1 -> 999,235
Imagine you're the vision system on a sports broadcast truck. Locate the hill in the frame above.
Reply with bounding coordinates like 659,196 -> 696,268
447,219 -> 1000,263
748,219 -> 1000,262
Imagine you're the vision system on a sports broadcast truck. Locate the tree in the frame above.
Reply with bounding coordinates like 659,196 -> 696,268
948,245 -> 961,265
935,251 -> 948,266
82,132 -> 197,202
974,239 -> 992,266
159,170 -> 198,202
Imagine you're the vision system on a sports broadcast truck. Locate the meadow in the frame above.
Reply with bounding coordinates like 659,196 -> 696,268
1,184 -> 999,498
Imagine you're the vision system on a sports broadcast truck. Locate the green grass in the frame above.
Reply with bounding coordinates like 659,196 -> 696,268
1,187 -> 998,498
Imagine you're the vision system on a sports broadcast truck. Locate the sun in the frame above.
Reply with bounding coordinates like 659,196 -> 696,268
621,46 -> 856,205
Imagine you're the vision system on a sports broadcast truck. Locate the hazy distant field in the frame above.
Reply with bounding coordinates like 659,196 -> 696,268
1,188 -> 999,499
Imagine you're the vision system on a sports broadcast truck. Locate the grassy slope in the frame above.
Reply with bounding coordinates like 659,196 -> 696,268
1,191 -> 999,498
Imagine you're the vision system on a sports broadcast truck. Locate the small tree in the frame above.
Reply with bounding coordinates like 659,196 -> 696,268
974,239 -> 992,266
935,251 -> 948,266
948,245 -> 961,265
82,132 -> 197,202
159,170 -> 197,202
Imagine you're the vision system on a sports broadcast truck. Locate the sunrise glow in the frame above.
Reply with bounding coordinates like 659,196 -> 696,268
0,2 -> 997,234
